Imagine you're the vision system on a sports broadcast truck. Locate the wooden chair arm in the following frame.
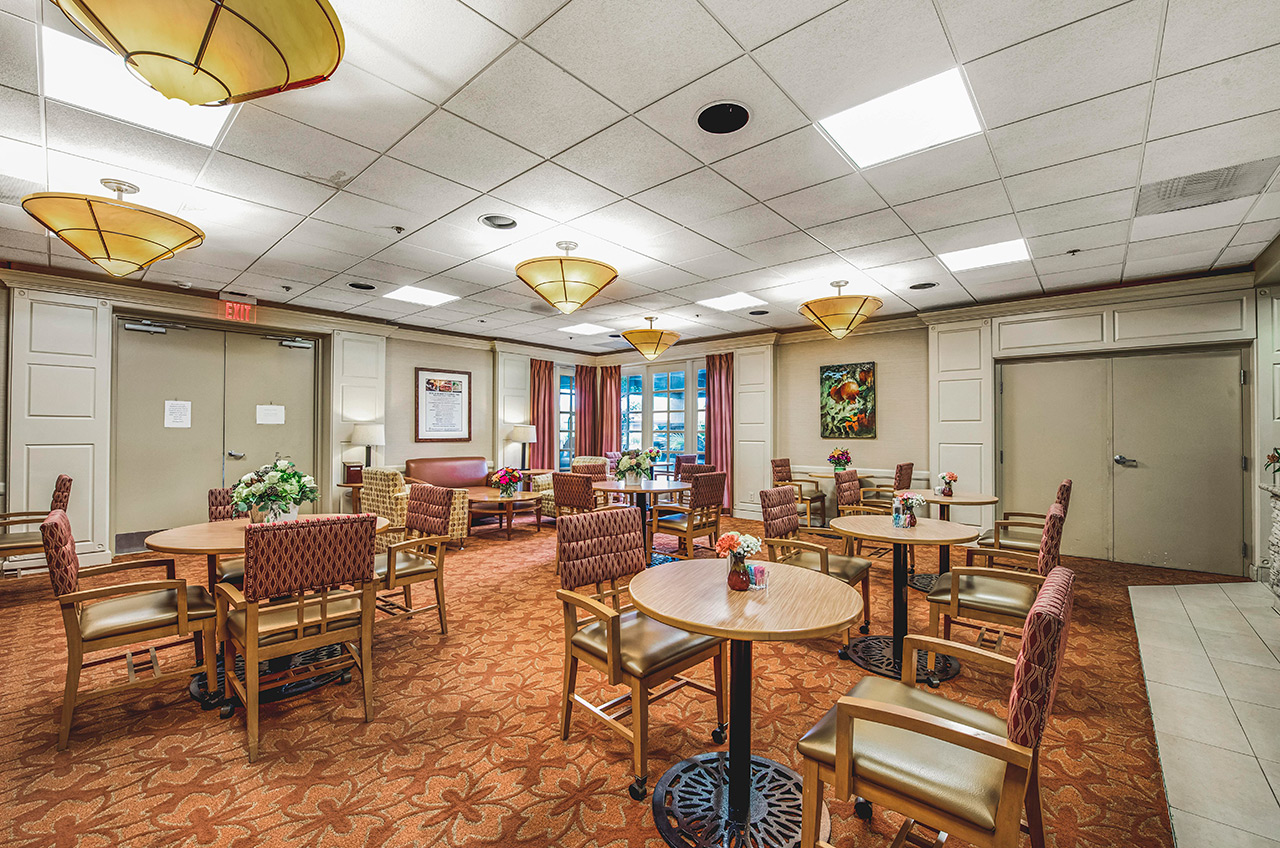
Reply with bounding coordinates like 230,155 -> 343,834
950,566 -> 1046,588
403,476 -> 429,486
79,557 -> 176,580
1002,511 -> 1047,522
0,510 -> 48,520
383,534 -> 448,585
60,579 -> 187,606
556,588 -> 620,622
215,581 -> 247,608
993,520 -> 1045,530
558,588 -> 623,682
0,516 -> 46,528
786,478 -> 820,495
901,635 -> 1016,683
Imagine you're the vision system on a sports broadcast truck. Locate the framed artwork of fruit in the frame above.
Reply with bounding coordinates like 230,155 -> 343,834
820,362 -> 876,439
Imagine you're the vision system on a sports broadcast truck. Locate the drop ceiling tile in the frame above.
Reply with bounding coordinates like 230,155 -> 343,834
243,256 -> 334,285
765,174 -> 886,229
1123,249 -> 1221,279
218,106 -> 380,187
0,224 -> 48,254
260,63 -> 433,152
1159,0 -> 1280,77
590,279 -> 657,303
286,218 -> 395,256
343,156 -> 481,220
894,181 -> 1013,233
918,214 -> 1022,254
1015,189 -> 1135,237
423,196 -> 557,254
313,192 -> 438,237
1004,146 -> 1142,211
690,204 -> 797,247
348,302 -> 422,320
572,200 -> 681,245
1038,263 -> 1122,290
768,253 -> 858,283
702,267 -> 788,292
838,235 -> 933,269
459,0 -> 563,36
441,296 -> 504,316
320,275 -> 399,298
258,240 -> 360,274
479,307 -> 545,325
553,117 -> 700,197
964,0 -> 1162,128
636,227 -> 725,264
1027,220 -> 1131,258
389,110 -> 542,193
752,0 -> 955,119
1033,243 -> 1126,274
290,286 -> 375,307
1232,218 -> 1280,246
0,12 -> 36,94
447,44 -> 625,158
441,259 -> 515,286
0,0 -> 38,20
963,276 -> 1043,300
625,292 -> 691,312
865,257 -> 958,288
632,168 -> 754,225
179,190 -> 304,241
372,242 -> 465,276
528,0 -> 741,112
196,153 -> 336,216
1141,110 -> 1280,184
339,0 -> 513,103
419,275 -> 489,298
679,250 -> 766,280
1149,46 -> 1280,140
737,231 -> 827,265
399,307 -> 472,327
0,201 -> 41,233
1216,243 -> 1266,267
1246,190 -> 1280,223
952,260 -> 1037,285
627,266 -> 702,291
198,221 -> 280,254
491,162 -> 620,222
0,84 -> 39,145
664,280 -> 738,303
1127,226 -> 1236,261
861,135 -> 1000,205
183,241 -> 264,271
341,258 -> 432,285
891,279 -> 975,310
809,209 -> 913,251
226,274 -> 313,298
937,0 -> 1127,63
987,85 -> 1151,175
45,103 -> 211,183
636,56 -> 809,164
698,0 -> 843,49
714,126 -> 852,201
1129,197 -> 1254,240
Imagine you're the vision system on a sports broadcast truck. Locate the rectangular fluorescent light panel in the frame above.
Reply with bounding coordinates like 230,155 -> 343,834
557,323 -> 613,335
383,285 -> 458,307
697,292 -> 767,311
938,239 -> 1030,272
819,68 -> 981,167
42,27 -> 230,145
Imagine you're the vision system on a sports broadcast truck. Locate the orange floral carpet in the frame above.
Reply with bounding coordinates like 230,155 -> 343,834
0,514 -> 1240,848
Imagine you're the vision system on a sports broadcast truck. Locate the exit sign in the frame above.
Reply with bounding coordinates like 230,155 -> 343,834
223,300 -> 257,323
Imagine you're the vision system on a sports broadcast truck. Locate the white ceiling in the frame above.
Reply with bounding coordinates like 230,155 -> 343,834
1,0 -> 1279,352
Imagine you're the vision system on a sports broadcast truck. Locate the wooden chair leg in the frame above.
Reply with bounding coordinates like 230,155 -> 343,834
58,643 -> 82,751
631,679 -> 650,785
800,758 -> 824,848
402,585 -> 413,618
861,571 -> 871,631
560,654 -> 578,739
434,576 -> 448,635
361,627 -> 375,723
245,645 -> 260,762
1026,757 -> 1046,848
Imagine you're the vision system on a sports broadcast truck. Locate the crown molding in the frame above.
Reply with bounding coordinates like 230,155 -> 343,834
592,331 -> 782,366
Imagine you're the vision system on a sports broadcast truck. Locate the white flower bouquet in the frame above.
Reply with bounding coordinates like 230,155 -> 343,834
233,458 -> 318,522
615,447 -> 661,481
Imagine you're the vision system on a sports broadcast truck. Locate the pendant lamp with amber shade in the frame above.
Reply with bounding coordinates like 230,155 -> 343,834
515,241 -> 618,315
799,280 -> 883,339
22,179 -> 204,277
621,317 -> 680,361
50,0 -> 344,106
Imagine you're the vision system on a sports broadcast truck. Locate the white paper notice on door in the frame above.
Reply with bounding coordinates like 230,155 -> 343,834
164,400 -> 192,428
256,404 -> 286,425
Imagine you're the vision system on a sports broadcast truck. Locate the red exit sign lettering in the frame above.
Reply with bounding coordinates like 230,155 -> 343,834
223,301 -> 257,323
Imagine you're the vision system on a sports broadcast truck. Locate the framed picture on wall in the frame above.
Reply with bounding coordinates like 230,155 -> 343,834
820,362 -> 876,439
415,368 -> 472,442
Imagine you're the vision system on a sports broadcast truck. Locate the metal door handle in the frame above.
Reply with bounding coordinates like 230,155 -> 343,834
227,450 -> 245,459
1113,455 -> 1137,467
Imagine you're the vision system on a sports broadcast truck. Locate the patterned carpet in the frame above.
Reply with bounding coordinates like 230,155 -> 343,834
0,513 -> 1241,848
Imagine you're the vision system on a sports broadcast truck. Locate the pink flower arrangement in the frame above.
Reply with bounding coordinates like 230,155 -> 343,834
938,471 -> 958,484
494,467 -> 523,488
827,447 -> 852,467
715,531 -> 762,558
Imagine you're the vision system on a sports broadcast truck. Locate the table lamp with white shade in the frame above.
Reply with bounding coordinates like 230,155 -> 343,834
350,423 -> 385,467
510,423 -> 537,470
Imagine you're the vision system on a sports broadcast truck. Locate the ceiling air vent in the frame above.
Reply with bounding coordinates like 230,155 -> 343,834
0,174 -> 44,206
1136,156 -> 1280,216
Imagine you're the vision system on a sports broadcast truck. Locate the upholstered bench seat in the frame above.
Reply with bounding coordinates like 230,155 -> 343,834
926,572 -> 1038,619
80,586 -> 215,641
571,608 -> 722,678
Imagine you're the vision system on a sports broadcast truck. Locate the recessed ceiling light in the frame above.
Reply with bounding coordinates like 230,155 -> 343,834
479,213 -> 517,230
41,26 -> 231,145
748,309 -> 769,316
557,323 -> 612,335
348,282 -> 377,291
697,292 -> 768,311
909,282 -> 938,290
938,239 -> 1030,272
382,285 -> 458,307
819,68 -> 980,168
697,101 -> 750,134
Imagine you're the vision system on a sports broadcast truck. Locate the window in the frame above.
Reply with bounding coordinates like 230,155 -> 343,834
621,373 -> 644,451
696,367 -> 707,463
558,372 -> 574,471
652,369 -> 685,464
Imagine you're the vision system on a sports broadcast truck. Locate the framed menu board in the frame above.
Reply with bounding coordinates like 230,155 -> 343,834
415,368 -> 472,442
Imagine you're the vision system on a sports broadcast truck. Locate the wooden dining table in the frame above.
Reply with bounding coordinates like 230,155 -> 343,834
465,486 -> 541,540
899,490 -> 999,592
629,558 -> 860,848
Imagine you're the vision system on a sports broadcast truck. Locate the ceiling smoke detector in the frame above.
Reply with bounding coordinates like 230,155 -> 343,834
697,101 -> 750,134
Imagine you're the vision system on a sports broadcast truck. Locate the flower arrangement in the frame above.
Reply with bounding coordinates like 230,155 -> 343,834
616,447 -> 661,481
938,471 -> 957,496
233,459 -> 318,523
896,491 -> 927,511
894,491 -> 926,527
1267,450 -> 1280,473
716,531 -> 763,591
493,466 -> 523,497
827,447 -> 852,470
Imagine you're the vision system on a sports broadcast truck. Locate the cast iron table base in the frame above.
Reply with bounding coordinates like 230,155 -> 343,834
188,644 -> 347,709
839,634 -> 961,685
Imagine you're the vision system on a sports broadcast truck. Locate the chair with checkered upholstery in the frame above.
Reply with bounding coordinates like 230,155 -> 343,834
651,471 -> 724,559
1,474 -> 73,562
961,480 -> 1073,571
374,483 -> 450,633
208,487 -> 247,585
360,468 -> 409,553
771,458 -> 826,527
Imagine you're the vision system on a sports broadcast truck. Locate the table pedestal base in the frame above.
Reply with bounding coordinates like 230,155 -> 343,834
840,635 -> 961,685
653,752 -> 829,848
187,644 -> 348,707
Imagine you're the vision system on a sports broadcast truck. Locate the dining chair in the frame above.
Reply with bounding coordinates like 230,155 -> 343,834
859,463 -> 917,568
604,450 -> 622,474
796,565 -> 1076,848
208,487 -> 246,584
215,514 -> 377,762
771,458 -> 826,527
672,453 -> 697,479
553,472 -> 606,573
40,509 -> 217,750
557,506 -> 727,800
1,473 -> 73,561
374,483 -> 450,634
962,480 -> 1073,571
833,469 -> 884,556
760,486 -> 871,639
361,468 -> 409,553
651,471 -> 725,559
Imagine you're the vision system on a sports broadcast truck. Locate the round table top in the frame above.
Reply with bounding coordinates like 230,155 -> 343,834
805,471 -> 838,479
144,514 -> 391,556
465,486 -> 540,503
593,478 -> 691,494
828,515 -> 980,546
336,482 -> 362,490
898,489 -> 999,507
628,558 -> 863,642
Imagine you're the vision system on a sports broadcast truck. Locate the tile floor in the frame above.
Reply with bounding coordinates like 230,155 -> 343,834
1131,581 -> 1280,847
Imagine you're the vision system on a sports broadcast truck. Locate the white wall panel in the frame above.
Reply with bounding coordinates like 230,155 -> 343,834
494,348 -> 531,470
735,345 -> 773,519
331,330 -> 385,509
929,320 -> 995,528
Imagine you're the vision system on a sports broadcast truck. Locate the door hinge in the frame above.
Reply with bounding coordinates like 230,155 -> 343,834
1243,456 -> 1249,471
1243,541 -> 1249,558
1242,369 -> 1248,385
999,381 -> 1003,394
999,450 -> 1004,464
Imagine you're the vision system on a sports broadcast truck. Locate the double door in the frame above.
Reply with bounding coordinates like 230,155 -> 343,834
999,348 -> 1246,574
111,320 -> 317,549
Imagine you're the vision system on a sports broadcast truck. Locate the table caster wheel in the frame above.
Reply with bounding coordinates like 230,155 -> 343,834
859,623 -> 870,634
926,674 -> 941,689
339,669 -> 353,685
838,645 -> 853,661
628,777 -> 647,800
854,797 -> 873,820
219,703 -> 235,720
711,725 -> 727,745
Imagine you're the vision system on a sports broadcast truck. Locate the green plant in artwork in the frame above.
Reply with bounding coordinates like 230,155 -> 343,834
820,362 -> 876,439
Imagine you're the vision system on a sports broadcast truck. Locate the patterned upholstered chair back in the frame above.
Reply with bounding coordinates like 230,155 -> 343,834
242,515 -> 376,603
1006,566 -> 1076,748
604,451 -> 622,473
571,460 -> 608,482
361,468 -> 407,552
770,458 -> 793,484
673,454 -> 697,478
557,507 -> 646,591
688,472 -> 726,525
50,475 -> 73,512
760,486 -> 800,540
40,510 -> 80,597
678,463 -> 716,482
893,462 -> 914,490
1036,503 -> 1066,576
1055,479 -> 1073,515
406,483 -> 452,537
834,469 -> 861,506
208,487 -> 235,521
554,472 -> 597,513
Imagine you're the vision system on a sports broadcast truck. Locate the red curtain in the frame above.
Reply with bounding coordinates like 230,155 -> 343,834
574,364 -> 598,456
706,353 -> 734,509
598,365 -> 621,453
530,359 -> 556,470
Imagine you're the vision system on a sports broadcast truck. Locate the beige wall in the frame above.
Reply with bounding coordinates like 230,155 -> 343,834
774,328 -> 930,477
384,337 -> 494,467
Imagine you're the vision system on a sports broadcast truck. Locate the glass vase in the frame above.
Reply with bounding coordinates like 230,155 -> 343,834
727,553 -> 750,591
942,483 -> 953,497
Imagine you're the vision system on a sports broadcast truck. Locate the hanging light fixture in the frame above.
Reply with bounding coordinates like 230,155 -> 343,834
515,241 -> 618,315
22,179 -> 204,277
621,316 -> 680,361
50,0 -> 345,106
799,280 -> 883,339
